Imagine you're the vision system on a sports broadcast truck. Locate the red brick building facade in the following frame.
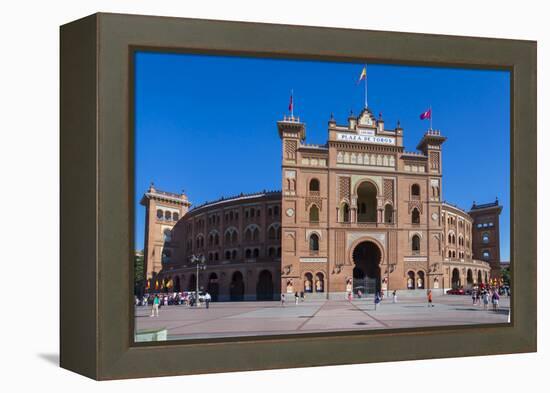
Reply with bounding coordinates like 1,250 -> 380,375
141,108 -> 500,300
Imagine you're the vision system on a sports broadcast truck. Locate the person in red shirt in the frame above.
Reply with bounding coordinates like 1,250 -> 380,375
427,290 -> 434,307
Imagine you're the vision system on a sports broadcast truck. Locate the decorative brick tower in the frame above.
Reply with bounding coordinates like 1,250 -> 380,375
469,199 -> 502,278
278,115 -> 307,296
140,184 -> 191,282
416,129 -> 447,289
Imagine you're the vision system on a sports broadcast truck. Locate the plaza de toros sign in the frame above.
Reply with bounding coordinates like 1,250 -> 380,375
336,132 -> 395,145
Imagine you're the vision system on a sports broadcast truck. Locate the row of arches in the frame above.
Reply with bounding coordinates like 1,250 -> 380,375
156,269 -> 277,301
190,224 -> 281,251
406,271 -> 426,289
222,247 -> 281,260
451,268 -> 489,289
156,209 -> 179,221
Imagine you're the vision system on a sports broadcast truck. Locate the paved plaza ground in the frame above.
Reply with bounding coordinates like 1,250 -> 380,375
135,295 -> 510,341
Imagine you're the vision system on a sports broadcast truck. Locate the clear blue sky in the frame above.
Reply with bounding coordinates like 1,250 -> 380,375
135,52 -> 510,260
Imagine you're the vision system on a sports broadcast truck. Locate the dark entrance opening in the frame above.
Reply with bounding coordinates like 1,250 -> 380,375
207,273 -> 219,301
256,270 -> 274,300
451,268 -> 461,289
230,271 -> 245,301
352,241 -> 382,294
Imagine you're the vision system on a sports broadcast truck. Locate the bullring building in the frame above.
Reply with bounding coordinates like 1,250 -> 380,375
140,107 -> 502,301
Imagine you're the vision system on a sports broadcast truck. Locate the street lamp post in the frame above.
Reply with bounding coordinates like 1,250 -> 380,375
189,254 -> 206,306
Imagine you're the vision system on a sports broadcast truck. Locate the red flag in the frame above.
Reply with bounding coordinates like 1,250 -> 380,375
420,109 -> 432,120
288,93 -> 294,113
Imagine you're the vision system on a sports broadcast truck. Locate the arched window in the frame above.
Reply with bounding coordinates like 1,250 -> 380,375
448,233 -> 452,243
225,250 -> 231,260
232,250 -> 237,259
357,181 -> 377,222
412,208 -> 420,224
384,204 -> 393,224
412,234 -> 420,252
273,206 -> 279,216
482,232 -> 490,244
340,202 -> 350,223
165,211 -> 172,221
268,247 -> 275,257
268,226 -> 276,240
309,233 -> 319,252
245,249 -> 252,258
411,184 -> 420,199
482,250 -> 490,260
309,178 -> 320,192
309,205 -> 319,222
253,248 -> 259,258
156,209 -> 163,219
173,212 -> 179,221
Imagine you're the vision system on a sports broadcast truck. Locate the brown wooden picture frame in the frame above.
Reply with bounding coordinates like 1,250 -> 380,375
60,12 -> 536,380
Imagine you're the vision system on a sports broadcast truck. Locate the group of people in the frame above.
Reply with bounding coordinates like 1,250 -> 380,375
471,288 -> 501,311
280,291 -> 307,306
135,291 -> 213,317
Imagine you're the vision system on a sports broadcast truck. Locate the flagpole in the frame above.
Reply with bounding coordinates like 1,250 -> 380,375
364,64 -> 368,108
430,105 -> 432,130
291,89 -> 294,119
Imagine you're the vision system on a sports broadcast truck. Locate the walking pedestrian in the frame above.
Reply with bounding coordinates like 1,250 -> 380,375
374,292 -> 381,310
427,289 -> 434,307
150,294 -> 160,317
482,290 -> 489,310
392,290 -> 397,303
205,292 -> 211,309
300,291 -> 304,302
492,290 -> 500,311
294,291 -> 299,305
471,290 -> 476,305
281,293 -> 285,306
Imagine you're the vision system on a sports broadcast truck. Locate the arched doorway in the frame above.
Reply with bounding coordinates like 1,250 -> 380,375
451,268 -> 461,289
230,271 -> 245,301
407,271 -> 415,289
304,272 -> 313,293
315,272 -> 325,292
256,270 -> 274,300
417,271 -> 425,289
357,182 -> 377,222
466,269 -> 474,288
207,273 -> 219,301
477,270 -> 482,285
352,241 -> 382,294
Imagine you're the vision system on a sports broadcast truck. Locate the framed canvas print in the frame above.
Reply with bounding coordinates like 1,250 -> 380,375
60,13 -> 537,380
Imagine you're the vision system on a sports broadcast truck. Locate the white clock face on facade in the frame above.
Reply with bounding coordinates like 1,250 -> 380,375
286,208 -> 295,217
431,212 -> 439,221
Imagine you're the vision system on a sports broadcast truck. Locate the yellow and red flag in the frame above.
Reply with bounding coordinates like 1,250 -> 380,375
356,66 -> 367,85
